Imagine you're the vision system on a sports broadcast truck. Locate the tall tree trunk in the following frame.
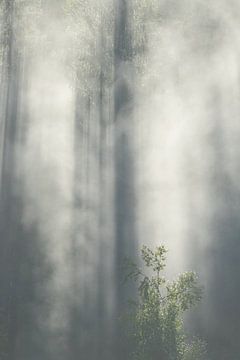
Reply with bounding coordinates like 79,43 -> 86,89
0,1 -> 22,359
70,84 -> 95,359
203,90 -> 240,359
114,0 -> 137,356
97,26 -> 115,360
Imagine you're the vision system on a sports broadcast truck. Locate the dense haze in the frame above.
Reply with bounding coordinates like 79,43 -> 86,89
1,0 -> 240,359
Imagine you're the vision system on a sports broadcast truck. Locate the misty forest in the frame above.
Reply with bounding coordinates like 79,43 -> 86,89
1,0 -> 240,359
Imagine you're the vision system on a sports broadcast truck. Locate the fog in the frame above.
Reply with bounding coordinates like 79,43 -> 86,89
1,0 -> 240,359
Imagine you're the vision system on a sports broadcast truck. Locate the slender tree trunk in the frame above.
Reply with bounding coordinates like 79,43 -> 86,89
97,64 -> 106,360
97,27 -> 115,359
114,0 -> 137,357
70,82 -> 93,359
0,1 -> 22,359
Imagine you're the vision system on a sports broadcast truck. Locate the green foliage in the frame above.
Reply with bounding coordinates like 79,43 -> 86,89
123,245 -> 208,360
